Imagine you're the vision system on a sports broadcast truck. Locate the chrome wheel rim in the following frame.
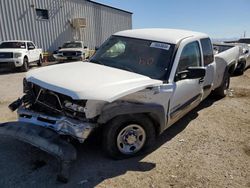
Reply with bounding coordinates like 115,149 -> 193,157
117,124 -> 146,155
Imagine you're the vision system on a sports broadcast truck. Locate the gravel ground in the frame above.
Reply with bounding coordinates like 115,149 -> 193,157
0,66 -> 249,188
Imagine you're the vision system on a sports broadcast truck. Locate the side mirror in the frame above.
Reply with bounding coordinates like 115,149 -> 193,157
176,67 -> 206,81
244,49 -> 249,54
84,46 -> 88,49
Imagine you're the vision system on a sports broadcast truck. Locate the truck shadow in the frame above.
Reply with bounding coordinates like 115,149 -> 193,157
0,97 -> 219,188
0,63 -> 39,75
0,68 -> 18,75
154,96 -> 219,147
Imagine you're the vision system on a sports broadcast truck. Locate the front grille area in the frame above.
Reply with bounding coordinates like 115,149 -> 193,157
0,52 -> 13,58
29,84 -> 87,120
62,51 -> 77,57
35,89 -> 63,113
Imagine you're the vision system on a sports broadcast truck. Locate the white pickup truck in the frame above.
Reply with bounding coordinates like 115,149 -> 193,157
0,40 -> 43,71
53,41 -> 89,62
213,42 -> 250,75
0,29 -> 240,182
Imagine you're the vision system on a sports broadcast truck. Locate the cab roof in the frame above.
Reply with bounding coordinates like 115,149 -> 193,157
114,28 -> 209,44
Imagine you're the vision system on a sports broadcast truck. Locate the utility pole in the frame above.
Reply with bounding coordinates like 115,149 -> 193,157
243,31 -> 246,38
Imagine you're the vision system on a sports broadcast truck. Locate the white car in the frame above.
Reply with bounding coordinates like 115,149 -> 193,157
0,40 -> 43,71
53,41 -> 89,62
2,29 -> 240,182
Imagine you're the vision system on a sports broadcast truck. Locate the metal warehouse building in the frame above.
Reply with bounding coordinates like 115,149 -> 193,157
0,0 -> 132,51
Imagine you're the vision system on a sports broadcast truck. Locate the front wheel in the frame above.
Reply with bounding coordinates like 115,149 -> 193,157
37,55 -> 43,67
20,57 -> 29,72
102,114 -> 156,159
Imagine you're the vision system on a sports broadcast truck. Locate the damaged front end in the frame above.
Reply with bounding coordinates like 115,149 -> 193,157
9,79 -> 97,143
2,79 -> 100,182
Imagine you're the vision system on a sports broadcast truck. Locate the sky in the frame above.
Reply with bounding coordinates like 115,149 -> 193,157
93,0 -> 250,39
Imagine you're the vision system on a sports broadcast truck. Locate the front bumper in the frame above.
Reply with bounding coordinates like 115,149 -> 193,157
0,58 -> 23,67
17,107 -> 96,143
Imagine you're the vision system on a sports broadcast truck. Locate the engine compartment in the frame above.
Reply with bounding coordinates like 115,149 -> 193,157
21,79 -> 88,121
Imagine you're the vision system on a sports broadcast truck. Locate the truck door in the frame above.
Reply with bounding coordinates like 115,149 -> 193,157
27,42 -> 36,62
200,38 -> 215,99
168,40 -> 203,125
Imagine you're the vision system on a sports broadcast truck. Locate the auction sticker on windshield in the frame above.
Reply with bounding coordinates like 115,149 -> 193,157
150,42 -> 170,50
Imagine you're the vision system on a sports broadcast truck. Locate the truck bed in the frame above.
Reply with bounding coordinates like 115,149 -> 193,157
213,46 -> 240,89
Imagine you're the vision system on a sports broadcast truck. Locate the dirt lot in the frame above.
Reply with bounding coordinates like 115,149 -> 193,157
0,67 -> 249,188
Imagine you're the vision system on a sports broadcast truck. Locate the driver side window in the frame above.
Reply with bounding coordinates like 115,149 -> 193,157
27,42 -> 35,50
177,41 -> 201,72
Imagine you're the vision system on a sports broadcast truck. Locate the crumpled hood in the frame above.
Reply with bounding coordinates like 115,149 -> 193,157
26,62 -> 162,102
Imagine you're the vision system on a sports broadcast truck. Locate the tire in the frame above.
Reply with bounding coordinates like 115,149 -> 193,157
213,71 -> 230,98
102,114 -> 156,159
20,57 -> 29,72
37,55 -> 43,67
235,61 -> 245,75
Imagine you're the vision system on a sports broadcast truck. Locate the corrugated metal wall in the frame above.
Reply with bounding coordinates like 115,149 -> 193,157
0,0 -> 132,51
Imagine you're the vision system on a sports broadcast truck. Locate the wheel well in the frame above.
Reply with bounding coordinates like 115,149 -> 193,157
238,59 -> 246,67
228,61 -> 236,75
24,55 -> 28,60
103,113 -> 161,136
145,112 -> 161,135
97,102 -> 166,136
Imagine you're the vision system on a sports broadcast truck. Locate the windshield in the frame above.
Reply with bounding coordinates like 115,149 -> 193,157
90,36 -> 175,80
62,42 -> 82,48
0,42 -> 26,49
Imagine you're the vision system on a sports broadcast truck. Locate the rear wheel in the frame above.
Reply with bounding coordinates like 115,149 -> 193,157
213,71 -> 230,97
20,57 -> 29,72
102,114 -> 156,159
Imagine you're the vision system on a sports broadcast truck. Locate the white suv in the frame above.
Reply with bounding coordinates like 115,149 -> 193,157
0,40 -> 43,71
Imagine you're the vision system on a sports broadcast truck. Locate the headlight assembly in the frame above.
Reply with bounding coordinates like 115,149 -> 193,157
14,52 -> 22,58
64,101 -> 86,113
